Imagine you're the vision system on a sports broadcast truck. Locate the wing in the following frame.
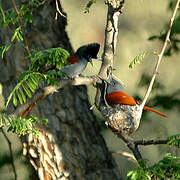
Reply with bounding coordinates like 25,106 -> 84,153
67,55 -> 78,64
59,61 -> 87,78
106,91 -> 137,105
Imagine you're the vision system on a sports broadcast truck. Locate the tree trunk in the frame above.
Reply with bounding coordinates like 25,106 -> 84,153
0,0 -> 121,179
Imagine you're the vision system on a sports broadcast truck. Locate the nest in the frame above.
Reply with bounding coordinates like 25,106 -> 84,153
100,104 -> 143,135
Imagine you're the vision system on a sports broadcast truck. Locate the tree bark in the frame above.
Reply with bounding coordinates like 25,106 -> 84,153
0,0 -> 121,179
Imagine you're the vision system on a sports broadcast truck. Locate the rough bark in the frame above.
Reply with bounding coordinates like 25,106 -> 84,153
0,0 -> 121,179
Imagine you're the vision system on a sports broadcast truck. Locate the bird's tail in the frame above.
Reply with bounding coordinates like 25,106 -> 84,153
143,106 -> 167,117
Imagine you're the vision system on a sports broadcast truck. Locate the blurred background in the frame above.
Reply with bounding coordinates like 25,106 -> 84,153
63,0 -> 180,178
0,0 -> 179,179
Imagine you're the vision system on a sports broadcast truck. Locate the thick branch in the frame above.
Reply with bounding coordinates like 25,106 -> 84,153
141,0 -> 180,108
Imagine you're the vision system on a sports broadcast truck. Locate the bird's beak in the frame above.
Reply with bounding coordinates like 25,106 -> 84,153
90,61 -> 93,66
89,57 -> 100,66
94,57 -> 101,61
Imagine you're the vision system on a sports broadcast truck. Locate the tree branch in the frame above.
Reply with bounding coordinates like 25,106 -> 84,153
134,139 -> 170,146
117,133 -> 143,161
0,128 -> 17,180
13,76 -> 101,118
112,137 -> 170,163
95,0 -> 126,108
141,0 -> 180,108
55,0 -> 66,19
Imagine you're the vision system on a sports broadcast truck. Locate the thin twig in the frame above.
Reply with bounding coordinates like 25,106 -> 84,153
11,0 -> 19,15
111,151 -> 137,163
11,0 -> 31,56
141,0 -> 180,108
0,128 -> 17,180
134,139 -> 169,146
55,0 -> 66,19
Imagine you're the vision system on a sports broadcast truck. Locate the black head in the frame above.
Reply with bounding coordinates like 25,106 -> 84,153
75,43 -> 100,62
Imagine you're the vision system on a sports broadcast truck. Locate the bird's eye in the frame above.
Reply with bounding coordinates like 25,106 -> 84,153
87,55 -> 92,59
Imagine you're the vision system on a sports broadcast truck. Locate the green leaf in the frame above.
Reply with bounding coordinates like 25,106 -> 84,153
13,93 -> 18,107
0,4 -> 6,24
11,27 -> 23,42
22,84 -> 32,98
6,47 -> 70,107
26,78 -> 37,93
16,89 -> 23,105
29,47 -> 70,71
11,29 -> 18,42
6,114 -> 47,136
6,71 -> 42,107
17,30 -> 23,41
129,51 -> 149,69
30,75 -> 39,85
168,134 -> 180,147
19,87 -> 26,103
0,44 -> 12,59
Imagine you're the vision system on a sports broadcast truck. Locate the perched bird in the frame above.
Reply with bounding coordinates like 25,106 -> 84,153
59,43 -> 100,78
106,77 -> 167,117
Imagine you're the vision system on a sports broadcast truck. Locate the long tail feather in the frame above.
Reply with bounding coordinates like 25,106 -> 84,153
143,106 -> 167,117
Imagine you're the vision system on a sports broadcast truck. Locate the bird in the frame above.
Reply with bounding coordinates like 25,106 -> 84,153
59,43 -> 100,78
105,77 -> 167,117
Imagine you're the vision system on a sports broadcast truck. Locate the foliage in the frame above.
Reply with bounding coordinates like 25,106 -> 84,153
11,26 -> 23,42
129,51 -> 149,69
168,134 -> 180,148
29,48 -> 70,71
5,47 -> 70,108
0,0 -> 47,27
0,112 -> 48,136
0,44 -> 11,58
127,153 -> 180,180
5,71 -> 44,107
0,0 -> 47,58
0,0 -> 70,140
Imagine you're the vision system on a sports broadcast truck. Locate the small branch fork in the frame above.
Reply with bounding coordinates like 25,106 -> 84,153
112,138 -> 170,163
116,133 -> 171,162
